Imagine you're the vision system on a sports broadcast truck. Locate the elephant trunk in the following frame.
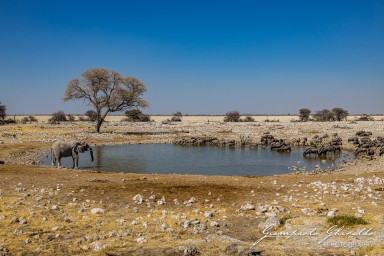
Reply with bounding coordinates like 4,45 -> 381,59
89,148 -> 94,162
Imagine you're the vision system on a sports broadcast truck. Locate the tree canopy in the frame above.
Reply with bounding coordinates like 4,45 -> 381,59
63,68 -> 147,132
224,111 -> 240,122
332,107 -> 349,121
299,108 -> 311,122
0,102 -> 6,120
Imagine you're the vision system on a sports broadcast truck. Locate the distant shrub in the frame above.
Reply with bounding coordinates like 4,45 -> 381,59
67,114 -> 76,122
5,118 -> 16,124
264,118 -> 279,122
0,101 -> 6,120
21,116 -> 38,124
224,111 -> 240,122
355,114 -> 374,121
123,109 -> 151,122
49,110 -> 67,124
299,108 -> 311,122
171,116 -> 182,122
78,116 -> 86,121
85,110 -> 97,122
171,111 -> 182,122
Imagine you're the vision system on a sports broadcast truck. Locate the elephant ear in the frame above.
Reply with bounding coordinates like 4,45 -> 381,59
72,142 -> 82,153
77,145 -> 85,153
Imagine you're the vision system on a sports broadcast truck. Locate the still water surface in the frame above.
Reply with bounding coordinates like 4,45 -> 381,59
41,144 -> 352,176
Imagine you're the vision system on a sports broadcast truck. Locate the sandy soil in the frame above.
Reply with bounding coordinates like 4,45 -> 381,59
0,118 -> 384,255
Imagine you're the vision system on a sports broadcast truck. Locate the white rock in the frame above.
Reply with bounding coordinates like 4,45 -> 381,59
133,194 -> 144,204
240,203 -> 255,211
265,212 -> 277,217
90,208 -> 105,214
204,211 -> 214,218
89,241 -> 103,251
210,221 -> 220,227
136,237 -> 147,243
160,223 -> 168,230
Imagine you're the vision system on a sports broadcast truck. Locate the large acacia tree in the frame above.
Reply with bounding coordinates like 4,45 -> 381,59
63,68 -> 147,132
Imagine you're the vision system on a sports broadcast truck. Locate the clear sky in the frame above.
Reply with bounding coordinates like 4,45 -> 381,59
0,0 -> 383,115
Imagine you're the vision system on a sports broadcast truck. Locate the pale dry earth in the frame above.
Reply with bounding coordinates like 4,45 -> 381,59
1,117 -> 384,255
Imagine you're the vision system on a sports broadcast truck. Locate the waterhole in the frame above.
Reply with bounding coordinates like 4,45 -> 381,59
41,144 -> 353,176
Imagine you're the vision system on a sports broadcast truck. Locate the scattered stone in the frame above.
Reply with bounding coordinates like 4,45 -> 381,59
258,216 -> 281,232
192,224 -> 208,234
81,245 -> 89,251
256,204 -> 268,213
183,220 -> 191,229
90,208 -> 105,214
265,212 -> 277,217
179,246 -> 199,256
167,228 -> 175,233
133,194 -> 144,204
238,248 -> 264,256
46,234 -> 55,241
160,223 -> 168,231
204,211 -> 214,218
89,241 -> 103,251
210,221 -> 220,227
10,217 -> 19,224
327,208 -> 338,217
118,229 -> 131,237
51,205 -> 59,210
136,237 -> 147,243
224,244 -> 238,255
240,203 -> 255,211
0,244 -> 9,255
191,219 -> 200,225
19,219 -> 28,225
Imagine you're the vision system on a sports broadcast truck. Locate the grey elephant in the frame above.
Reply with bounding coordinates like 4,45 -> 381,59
51,141 -> 94,169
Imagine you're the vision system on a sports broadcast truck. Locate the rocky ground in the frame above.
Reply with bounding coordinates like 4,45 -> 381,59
0,119 -> 384,255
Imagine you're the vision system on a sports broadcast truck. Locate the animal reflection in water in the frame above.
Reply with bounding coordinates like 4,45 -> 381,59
51,141 -> 94,169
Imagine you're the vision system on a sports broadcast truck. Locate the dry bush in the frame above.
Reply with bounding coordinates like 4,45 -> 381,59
224,111 -> 240,122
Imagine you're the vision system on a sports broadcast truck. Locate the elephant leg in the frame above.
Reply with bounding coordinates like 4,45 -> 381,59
57,157 -> 62,168
73,156 -> 79,169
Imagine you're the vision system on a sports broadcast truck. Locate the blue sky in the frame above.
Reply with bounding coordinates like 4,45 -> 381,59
0,0 -> 383,115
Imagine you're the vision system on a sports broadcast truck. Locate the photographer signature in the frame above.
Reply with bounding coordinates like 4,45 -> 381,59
253,224 -> 374,245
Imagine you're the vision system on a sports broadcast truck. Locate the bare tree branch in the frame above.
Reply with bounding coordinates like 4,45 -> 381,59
62,68 -> 147,132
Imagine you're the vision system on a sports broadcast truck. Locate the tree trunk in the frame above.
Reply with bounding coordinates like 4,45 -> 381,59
96,119 -> 103,133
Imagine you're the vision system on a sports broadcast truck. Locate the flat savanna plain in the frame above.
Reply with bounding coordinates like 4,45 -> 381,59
1,116 -> 384,255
